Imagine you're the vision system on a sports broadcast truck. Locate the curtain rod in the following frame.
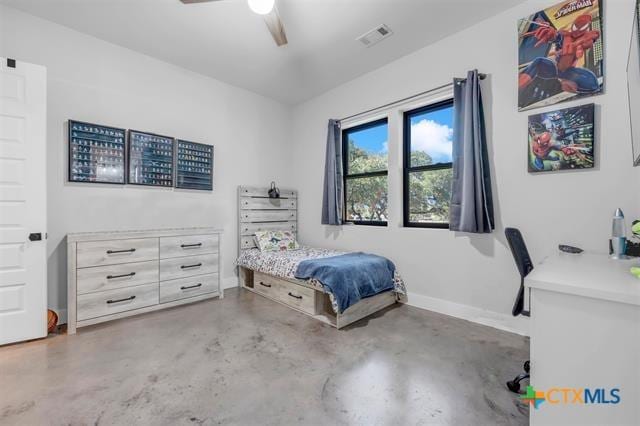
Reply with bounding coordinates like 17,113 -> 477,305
338,73 -> 486,123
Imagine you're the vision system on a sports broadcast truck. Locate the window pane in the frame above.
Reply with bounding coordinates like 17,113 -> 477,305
408,168 -> 453,224
345,175 -> 388,222
346,121 -> 388,174
409,103 -> 454,167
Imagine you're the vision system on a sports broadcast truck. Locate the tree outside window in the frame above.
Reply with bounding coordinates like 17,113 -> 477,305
403,100 -> 454,228
342,118 -> 388,226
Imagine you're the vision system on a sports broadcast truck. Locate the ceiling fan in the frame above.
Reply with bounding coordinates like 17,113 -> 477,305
180,0 -> 288,47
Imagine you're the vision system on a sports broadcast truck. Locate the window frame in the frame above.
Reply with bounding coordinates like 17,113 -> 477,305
342,117 -> 389,227
402,99 -> 454,229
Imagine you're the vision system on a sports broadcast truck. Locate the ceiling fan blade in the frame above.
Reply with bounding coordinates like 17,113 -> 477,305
179,0 -> 224,4
263,6 -> 288,47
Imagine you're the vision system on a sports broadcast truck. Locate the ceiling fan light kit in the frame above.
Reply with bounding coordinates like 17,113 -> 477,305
247,0 -> 274,15
180,0 -> 286,47
263,7 -> 288,46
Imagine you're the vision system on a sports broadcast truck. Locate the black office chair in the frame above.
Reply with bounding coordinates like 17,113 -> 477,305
504,227 -> 532,393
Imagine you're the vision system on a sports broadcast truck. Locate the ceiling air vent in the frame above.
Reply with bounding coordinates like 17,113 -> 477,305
356,24 -> 393,47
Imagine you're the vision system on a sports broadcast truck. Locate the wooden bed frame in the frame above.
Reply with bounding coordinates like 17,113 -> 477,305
237,186 -> 397,329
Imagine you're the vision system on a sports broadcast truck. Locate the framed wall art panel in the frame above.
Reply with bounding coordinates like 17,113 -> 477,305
517,0 -> 604,111
528,103 -> 595,172
68,120 -> 126,184
127,130 -> 174,187
175,140 -> 213,191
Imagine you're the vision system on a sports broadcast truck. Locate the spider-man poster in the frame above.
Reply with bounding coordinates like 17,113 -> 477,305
518,0 -> 604,111
528,104 -> 595,172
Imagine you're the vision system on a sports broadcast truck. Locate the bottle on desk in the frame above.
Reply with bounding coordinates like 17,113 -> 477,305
610,208 -> 627,260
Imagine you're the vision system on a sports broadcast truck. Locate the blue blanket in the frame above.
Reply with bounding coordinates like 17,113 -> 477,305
294,252 -> 396,313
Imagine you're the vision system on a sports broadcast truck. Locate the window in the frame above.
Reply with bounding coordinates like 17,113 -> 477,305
403,99 -> 454,228
342,118 -> 388,226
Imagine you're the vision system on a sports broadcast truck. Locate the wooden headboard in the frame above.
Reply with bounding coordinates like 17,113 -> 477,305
238,186 -> 297,252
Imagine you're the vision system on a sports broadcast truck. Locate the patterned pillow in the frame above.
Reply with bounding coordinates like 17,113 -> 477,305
254,230 -> 299,252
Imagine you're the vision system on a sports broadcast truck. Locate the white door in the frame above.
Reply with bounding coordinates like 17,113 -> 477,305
0,58 -> 47,345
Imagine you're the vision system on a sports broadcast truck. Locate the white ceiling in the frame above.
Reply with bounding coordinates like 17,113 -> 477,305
1,0 -> 525,104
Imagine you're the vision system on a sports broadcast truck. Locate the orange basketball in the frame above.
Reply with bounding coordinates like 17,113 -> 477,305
47,309 -> 58,334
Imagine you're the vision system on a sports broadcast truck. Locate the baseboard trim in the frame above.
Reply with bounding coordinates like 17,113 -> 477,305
55,284 -> 527,335
222,277 -> 239,290
401,292 -> 529,336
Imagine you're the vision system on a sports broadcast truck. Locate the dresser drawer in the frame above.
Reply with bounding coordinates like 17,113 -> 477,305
77,238 -> 158,268
160,253 -> 219,281
253,272 -> 316,315
160,234 -> 218,259
77,283 -> 159,321
160,273 -> 218,303
77,260 -> 158,295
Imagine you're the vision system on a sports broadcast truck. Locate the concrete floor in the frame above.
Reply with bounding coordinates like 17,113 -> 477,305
1,288 -> 529,425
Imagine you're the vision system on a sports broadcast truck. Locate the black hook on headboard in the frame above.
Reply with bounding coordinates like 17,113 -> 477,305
268,181 -> 280,198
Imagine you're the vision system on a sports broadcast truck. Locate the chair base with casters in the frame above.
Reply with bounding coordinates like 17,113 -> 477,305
504,227 -> 533,394
507,360 -> 530,393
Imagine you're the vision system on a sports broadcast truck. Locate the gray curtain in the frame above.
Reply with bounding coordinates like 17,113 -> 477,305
321,119 -> 343,225
449,70 -> 495,233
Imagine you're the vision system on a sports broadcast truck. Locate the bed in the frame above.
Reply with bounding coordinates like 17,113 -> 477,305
236,186 -> 405,329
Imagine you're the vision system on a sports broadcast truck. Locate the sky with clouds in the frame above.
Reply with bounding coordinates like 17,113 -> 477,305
348,123 -> 389,154
409,114 -> 453,164
348,105 -> 453,164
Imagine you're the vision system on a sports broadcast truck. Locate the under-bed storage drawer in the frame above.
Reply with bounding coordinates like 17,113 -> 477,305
76,260 -> 159,295
253,272 -> 316,315
77,238 -> 158,268
160,234 -> 219,259
76,283 -> 159,321
160,253 -> 219,281
253,273 -> 277,297
160,273 -> 219,303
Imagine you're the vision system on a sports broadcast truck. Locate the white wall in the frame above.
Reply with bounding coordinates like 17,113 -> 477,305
0,5 -> 291,320
290,0 -> 640,334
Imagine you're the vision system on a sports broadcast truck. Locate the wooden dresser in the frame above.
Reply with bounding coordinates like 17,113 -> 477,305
67,227 -> 222,334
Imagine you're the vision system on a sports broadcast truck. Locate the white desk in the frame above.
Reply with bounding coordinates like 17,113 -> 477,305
525,253 -> 640,426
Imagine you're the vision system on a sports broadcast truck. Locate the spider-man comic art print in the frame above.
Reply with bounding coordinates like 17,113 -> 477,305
528,104 -> 595,172
518,0 -> 604,111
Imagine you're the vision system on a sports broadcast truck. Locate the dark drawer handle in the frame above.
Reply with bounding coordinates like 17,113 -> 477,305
106,272 -> 136,280
259,281 -> 271,288
106,295 -> 136,304
288,292 -> 302,300
106,248 -> 136,254
181,243 -> 202,248
180,283 -> 203,290
181,263 -> 202,269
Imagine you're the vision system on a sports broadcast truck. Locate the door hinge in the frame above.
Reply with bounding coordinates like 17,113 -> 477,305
28,233 -> 42,241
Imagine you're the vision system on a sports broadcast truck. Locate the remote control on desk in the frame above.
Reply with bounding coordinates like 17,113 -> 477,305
559,244 -> 584,254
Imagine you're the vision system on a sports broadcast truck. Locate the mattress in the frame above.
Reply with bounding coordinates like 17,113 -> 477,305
236,247 -> 406,312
